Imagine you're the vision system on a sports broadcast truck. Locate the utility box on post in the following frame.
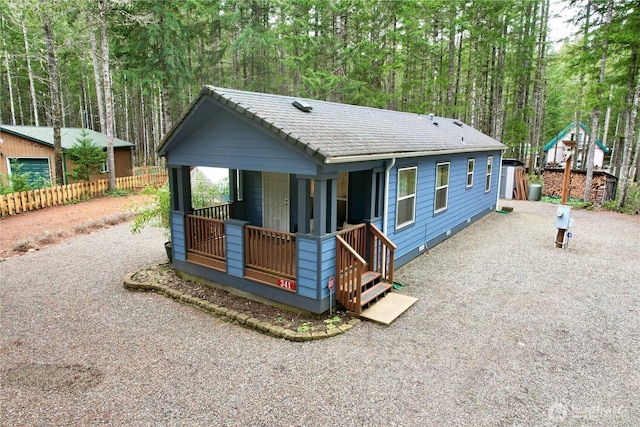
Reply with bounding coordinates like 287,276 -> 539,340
556,205 -> 572,229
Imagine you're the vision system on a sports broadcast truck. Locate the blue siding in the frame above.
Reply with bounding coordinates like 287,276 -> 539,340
170,212 -> 185,261
169,149 -> 501,314
225,220 -> 247,277
295,234 -> 336,301
244,171 -> 263,226
318,236 -> 336,300
165,98 -> 317,174
387,151 -> 501,262
296,235 -> 319,299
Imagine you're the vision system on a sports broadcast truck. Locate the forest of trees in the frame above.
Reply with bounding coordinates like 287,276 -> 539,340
0,0 -> 638,206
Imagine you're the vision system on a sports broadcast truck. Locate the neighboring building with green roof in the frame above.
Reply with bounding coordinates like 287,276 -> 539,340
0,125 -> 134,185
544,121 -> 609,168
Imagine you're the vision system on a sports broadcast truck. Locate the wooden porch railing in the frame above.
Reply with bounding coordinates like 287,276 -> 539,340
336,223 -> 396,313
192,203 -> 232,220
336,235 -> 367,313
245,225 -> 296,280
186,214 -> 226,261
338,224 -> 367,258
337,223 -> 395,283
369,224 -> 396,284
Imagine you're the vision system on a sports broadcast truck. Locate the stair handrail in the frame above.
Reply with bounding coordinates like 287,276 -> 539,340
336,234 -> 367,313
368,223 -> 396,284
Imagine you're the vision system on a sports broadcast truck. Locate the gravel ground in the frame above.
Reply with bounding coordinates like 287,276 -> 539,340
1,200 -> 638,426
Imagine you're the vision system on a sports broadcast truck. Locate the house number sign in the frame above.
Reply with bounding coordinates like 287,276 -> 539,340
277,278 -> 296,291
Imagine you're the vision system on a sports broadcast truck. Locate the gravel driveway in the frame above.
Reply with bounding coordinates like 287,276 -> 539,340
1,200 -> 639,426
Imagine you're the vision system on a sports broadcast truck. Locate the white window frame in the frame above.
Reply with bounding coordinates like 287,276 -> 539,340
396,166 -> 417,229
100,160 -> 109,174
485,156 -> 493,193
466,158 -> 475,188
434,162 -> 450,213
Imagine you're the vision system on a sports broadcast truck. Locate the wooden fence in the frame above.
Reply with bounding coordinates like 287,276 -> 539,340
0,172 -> 167,217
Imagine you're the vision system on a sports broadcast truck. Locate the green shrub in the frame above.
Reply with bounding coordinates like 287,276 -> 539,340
107,188 -> 133,197
603,182 -> 640,214
65,130 -> 106,182
130,182 -> 171,238
527,173 -> 544,185
0,162 -> 51,194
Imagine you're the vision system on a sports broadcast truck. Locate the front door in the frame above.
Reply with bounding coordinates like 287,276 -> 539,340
262,172 -> 290,232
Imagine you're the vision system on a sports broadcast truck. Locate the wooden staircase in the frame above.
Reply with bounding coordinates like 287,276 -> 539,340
358,271 -> 392,309
336,224 -> 396,314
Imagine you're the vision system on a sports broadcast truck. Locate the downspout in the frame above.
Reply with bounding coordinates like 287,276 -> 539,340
383,158 -> 396,236
496,149 -> 507,208
496,152 -> 503,209
382,158 -> 395,280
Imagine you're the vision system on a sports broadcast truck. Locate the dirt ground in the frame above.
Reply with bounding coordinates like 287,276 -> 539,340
0,193 -> 151,259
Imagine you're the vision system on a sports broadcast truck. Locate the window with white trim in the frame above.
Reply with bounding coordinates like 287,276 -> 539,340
396,167 -> 417,228
466,158 -> 475,188
485,156 -> 493,192
435,162 -> 449,213
100,160 -> 108,174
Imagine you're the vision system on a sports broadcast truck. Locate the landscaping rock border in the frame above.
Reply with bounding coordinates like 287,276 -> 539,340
123,272 -> 360,341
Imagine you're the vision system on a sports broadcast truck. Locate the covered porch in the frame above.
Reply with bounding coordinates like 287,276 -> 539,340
168,166 -> 395,314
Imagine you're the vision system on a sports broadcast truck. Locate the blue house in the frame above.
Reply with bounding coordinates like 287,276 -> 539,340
158,87 -> 505,315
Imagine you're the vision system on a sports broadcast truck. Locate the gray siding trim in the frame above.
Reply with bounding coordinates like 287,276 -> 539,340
324,147 -> 506,164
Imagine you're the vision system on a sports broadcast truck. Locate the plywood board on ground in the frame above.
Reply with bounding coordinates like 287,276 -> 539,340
358,292 -> 418,325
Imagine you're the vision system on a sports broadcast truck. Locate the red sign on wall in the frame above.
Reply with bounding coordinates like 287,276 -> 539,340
277,278 -> 296,291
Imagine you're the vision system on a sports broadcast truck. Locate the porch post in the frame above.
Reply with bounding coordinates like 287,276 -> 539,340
328,177 -> 337,232
297,178 -> 311,234
168,165 -> 192,262
313,179 -> 326,236
228,169 -> 238,218
168,165 -> 192,213
229,169 -> 237,202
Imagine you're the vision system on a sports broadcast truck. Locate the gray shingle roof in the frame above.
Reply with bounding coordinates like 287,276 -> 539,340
0,125 -> 134,149
161,86 -> 505,163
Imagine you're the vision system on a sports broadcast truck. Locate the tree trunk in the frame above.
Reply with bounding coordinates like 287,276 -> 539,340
87,6 -> 106,133
3,47 -> 16,125
585,0 -> 613,202
610,113 -> 622,176
602,85 -> 613,148
530,0 -> 549,174
22,20 -> 40,127
161,83 -> 172,136
617,70 -> 640,209
42,12 -> 64,185
632,127 -> 639,182
98,0 -> 116,189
